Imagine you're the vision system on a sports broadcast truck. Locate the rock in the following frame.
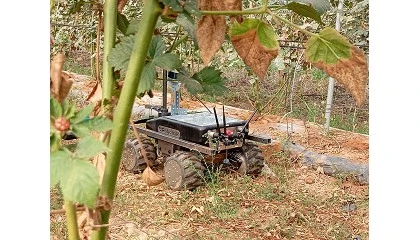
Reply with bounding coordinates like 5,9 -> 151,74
305,177 -> 315,184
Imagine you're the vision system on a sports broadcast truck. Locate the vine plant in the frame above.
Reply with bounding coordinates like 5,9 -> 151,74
50,0 -> 368,239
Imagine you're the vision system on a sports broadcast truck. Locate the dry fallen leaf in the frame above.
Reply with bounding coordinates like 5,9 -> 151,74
312,46 -> 368,106
142,167 -> 165,187
190,206 -> 205,215
50,53 -> 73,102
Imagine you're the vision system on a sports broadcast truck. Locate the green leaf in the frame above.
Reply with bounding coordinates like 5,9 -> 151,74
230,19 -> 278,49
176,14 -> 198,48
286,2 -> 324,25
126,18 -> 141,35
63,102 -> 76,119
69,0 -> 85,14
229,19 -> 279,79
149,35 -> 166,59
78,117 -> 113,132
60,158 -> 99,208
75,136 -> 111,159
71,125 -> 91,138
178,73 -> 204,95
305,27 -> 352,64
137,62 -> 157,95
183,0 -> 201,18
257,22 -> 279,50
191,67 -> 228,96
50,132 -> 62,152
117,12 -> 130,35
50,97 -> 62,118
108,35 -> 136,74
50,150 -> 71,187
72,103 -> 94,124
290,0 -> 331,14
154,53 -> 181,70
160,0 -> 183,11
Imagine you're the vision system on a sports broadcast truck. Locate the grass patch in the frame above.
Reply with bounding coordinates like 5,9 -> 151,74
64,58 -> 92,76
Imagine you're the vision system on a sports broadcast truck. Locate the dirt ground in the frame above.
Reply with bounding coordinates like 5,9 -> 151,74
51,75 -> 369,240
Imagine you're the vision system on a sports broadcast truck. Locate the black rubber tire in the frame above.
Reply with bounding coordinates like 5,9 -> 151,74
231,142 -> 265,176
121,138 -> 157,173
164,151 -> 206,191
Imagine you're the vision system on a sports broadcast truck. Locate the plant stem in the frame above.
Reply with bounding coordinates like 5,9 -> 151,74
201,0 -> 268,15
268,9 -> 315,37
169,34 -> 188,53
50,0 -> 56,12
201,7 -> 265,16
95,9 -> 102,81
101,0 -> 117,116
167,25 -> 181,52
64,200 -> 80,240
91,0 -> 162,239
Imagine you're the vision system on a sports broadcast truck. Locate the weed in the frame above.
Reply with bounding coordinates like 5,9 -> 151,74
50,185 -> 64,210
256,182 -> 286,201
311,68 -> 329,80
206,195 -> 239,219
64,58 -> 92,76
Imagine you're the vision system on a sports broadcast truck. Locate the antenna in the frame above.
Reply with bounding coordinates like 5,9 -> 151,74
193,95 -> 213,114
222,105 -> 227,135
213,107 -> 221,135
241,108 -> 258,134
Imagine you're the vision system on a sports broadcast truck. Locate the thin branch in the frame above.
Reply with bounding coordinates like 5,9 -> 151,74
267,9 -> 314,37
50,22 -> 96,28
50,206 -> 86,215
129,118 -> 152,167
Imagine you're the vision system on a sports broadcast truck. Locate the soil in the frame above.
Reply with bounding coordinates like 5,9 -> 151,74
52,74 -> 370,239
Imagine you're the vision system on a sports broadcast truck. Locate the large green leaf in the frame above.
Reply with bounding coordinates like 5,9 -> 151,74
126,19 -> 141,35
191,67 -> 228,96
230,19 -> 278,49
176,14 -> 198,48
305,28 -> 368,106
60,158 -> 100,208
290,0 -> 331,14
305,27 -> 351,64
71,103 -> 94,124
117,12 -> 130,35
63,102 -> 76,119
50,132 -> 62,152
75,136 -> 111,159
149,35 -> 166,59
229,19 -> 279,79
109,35 -> 178,86
178,73 -> 204,95
108,35 -> 136,74
183,0 -> 201,18
154,53 -> 181,70
160,0 -> 200,17
137,62 -> 157,96
50,97 -> 62,118
50,150 -> 71,187
78,117 -> 113,132
286,2 -> 323,25
160,0 -> 183,11
71,125 -> 91,138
